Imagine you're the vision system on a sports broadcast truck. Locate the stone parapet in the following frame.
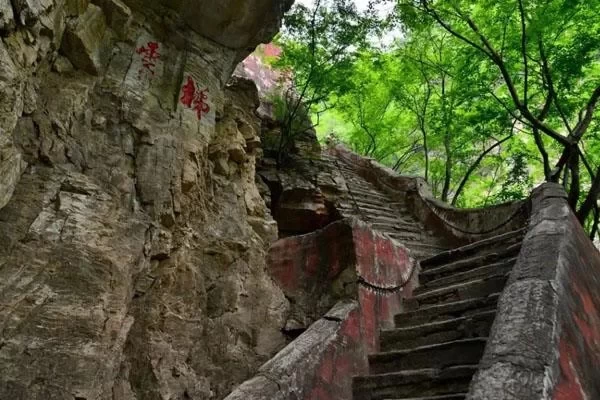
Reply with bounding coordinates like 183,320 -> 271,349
225,218 -> 418,399
468,183 -> 600,400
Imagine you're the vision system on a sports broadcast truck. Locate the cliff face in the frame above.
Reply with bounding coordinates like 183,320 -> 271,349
0,1 -> 292,399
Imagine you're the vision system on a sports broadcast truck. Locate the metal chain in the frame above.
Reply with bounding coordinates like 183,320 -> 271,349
356,259 -> 419,294
333,159 -> 369,221
331,156 -> 420,291
421,197 -> 529,236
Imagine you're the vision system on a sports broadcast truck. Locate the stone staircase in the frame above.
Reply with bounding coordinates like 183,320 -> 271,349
319,154 -> 451,260
352,228 -> 525,400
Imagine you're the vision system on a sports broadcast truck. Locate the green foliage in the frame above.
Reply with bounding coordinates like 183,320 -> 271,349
275,0 -> 600,235
489,151 -> 534,203
271,0 -> 383,167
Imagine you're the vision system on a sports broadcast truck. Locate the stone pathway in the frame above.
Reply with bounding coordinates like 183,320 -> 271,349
320,153 -> 451,260
352,229 -> 525,400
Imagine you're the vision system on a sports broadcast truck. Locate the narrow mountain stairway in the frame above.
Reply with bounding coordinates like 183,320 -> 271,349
352,228 -> 525,400
319,154 -> 451,259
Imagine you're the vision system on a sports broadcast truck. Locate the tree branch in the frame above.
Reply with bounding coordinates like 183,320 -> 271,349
451,131 -> 513,205
518,0 -> 528,107
577,167 -> 600,223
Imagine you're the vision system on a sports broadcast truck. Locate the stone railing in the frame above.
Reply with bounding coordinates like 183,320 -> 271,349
224,300 -> 366,400
468,183 -> 600,400
328,144 -> 529,245
224,218 -> 418,400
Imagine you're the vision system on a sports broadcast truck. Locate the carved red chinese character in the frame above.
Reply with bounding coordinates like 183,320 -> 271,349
180,77 -> 196,107
136,41 -> 160,75
179,76 -> 211,121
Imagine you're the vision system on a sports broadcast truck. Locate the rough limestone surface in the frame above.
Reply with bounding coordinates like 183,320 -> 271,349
0,0 -> 292,399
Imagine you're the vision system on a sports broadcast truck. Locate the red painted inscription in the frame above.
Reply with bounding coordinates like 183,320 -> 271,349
136,41 -> 160,76
180,77 -> 211,120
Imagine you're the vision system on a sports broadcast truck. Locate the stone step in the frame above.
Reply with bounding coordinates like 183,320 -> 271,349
406,275 -> 508,310
344,198 -> 399,212
371,222 -> 424,234
384,394 -> 467,400
338,205 -> 400,219
419,258 -> 516,292
318,153 -> 339,161
421,228 -> 526,268
337,165 -> 362,174
353,365 -> 477,400
421,242 -> 521,278
350,191 -> 392,206
348,186 -> 409,206
407,249 -> 444,261
343,177 -> 374,187
369,338 -> 487,375
395,293 -> 500,327
345,196 -> 415,214
369,215 -> 420,226
381,310 -> 496,352
352,196 -> 394,209
386,231 -> 444,244
347,209 -> 417,226
403,242 -> 450,257
346,184 -> 389,198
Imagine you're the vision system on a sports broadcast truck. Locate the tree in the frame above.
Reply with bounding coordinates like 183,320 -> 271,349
398,0 -> 600,222
333,26 -> 519,204
272,0 -> 381,167
274,0 -> 600,237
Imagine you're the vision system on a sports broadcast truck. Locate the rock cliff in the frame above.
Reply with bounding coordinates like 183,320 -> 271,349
0,1 -> 293,399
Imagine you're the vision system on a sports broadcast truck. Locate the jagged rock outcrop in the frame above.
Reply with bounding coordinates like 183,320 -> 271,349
0,1 -> 292,399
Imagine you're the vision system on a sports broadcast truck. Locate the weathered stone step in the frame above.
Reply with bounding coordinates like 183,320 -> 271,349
353,365 -> 477,400
421,228 -> 526,268
364,214 -> 419,226
318,153 -> 339,161
421,242 -> 521,278
384,394 -> 467,400
371,222 -> 424,234
369,338 -> 487,375
348,186 -> 409,207
408,249 -> 444,261
337,165 -> 363,175
343,198 -> 398,212
419,258 -> 516,292
343,177 -> 376,187
349,190 -> 392,205
403,242 -> 450,257
352,196 -> 395,210
355,201 -> 410,216
395,294 -> 500,327
346,184 -> 389,197
338,205 -> 400,219
386,231 -> 443,244
381,311 -> 496,352
406,275 -> 507,310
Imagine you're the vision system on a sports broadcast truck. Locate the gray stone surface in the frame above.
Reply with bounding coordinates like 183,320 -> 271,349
117,0 -> 293,51
60,3 -> 109,74
225,301 -> 359,400
0,0 -> 15,30
467,184 -> 571,400
0,0 -> 290,398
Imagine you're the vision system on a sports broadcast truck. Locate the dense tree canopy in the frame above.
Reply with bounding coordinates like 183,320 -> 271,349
273,0 -> 600,237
